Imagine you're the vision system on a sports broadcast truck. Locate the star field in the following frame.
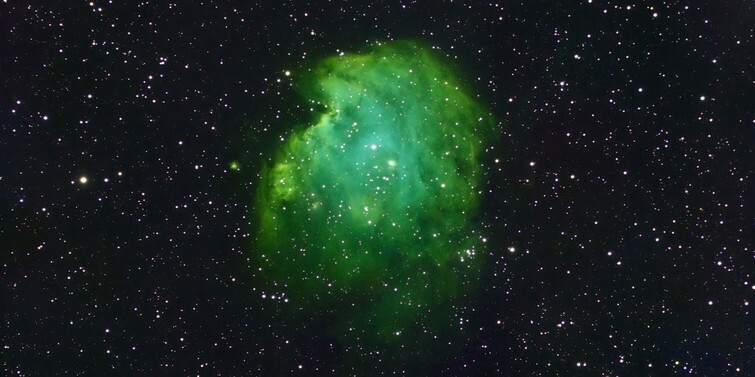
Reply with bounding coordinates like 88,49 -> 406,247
2,1 -> 752,376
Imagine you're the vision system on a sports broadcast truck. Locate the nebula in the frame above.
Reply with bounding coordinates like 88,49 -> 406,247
255,40 -> 495,365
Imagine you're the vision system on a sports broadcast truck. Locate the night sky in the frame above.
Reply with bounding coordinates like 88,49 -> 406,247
2,1 -> 753,376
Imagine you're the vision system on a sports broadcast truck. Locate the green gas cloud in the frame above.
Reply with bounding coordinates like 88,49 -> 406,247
255,40 -> 495,369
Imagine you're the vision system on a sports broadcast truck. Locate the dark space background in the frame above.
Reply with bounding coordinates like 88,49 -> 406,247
2,1 -> 753,375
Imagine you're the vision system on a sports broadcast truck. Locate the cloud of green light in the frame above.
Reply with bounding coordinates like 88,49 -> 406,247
255,40 -> 495,369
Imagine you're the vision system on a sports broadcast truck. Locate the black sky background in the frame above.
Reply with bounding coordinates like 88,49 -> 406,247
2,1 -> 753,375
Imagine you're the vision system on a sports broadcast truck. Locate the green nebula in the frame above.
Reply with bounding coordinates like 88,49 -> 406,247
255,40 -> 495,367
